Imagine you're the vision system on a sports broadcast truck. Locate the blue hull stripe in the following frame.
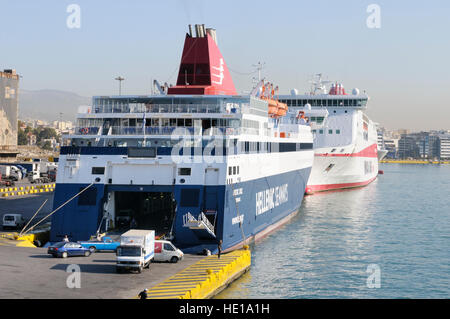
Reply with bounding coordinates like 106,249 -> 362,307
50,167 -> 310,253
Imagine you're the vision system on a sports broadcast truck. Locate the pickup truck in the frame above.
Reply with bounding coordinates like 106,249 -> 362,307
78,236 -> 120,253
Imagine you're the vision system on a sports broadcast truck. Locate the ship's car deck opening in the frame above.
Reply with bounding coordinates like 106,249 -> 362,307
114,191 -> 175,237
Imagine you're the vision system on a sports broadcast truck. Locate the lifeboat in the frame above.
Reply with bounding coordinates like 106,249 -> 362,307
267,99 -> 278,115
262,97 -> 288,118
259,82 -> 288,118
276,101 -> 287,117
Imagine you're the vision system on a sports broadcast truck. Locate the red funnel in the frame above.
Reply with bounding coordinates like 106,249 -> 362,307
168,28 -> 237,96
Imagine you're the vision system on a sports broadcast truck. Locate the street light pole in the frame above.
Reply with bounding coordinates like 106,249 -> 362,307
115,76 -> 125,95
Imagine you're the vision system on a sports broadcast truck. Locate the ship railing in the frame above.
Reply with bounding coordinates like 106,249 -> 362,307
91,103 -> 240,114
107,126 -> 199,136
183,212 -> 197,225
198,212 -> 215,234
73,126 -> 247,137
182,212 -> 215,237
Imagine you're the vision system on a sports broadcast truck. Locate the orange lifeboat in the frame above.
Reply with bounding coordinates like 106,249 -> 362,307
276,101 -> 287,117
259,81 -> 288,118
263,98 -> 288,118
267,99 -> 278,115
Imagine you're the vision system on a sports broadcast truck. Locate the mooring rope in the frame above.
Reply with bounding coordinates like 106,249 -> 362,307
21,182 -> 95,236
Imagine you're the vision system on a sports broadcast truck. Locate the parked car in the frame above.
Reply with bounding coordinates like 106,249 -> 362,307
78,236 -> 120,253
2,214 -> 26,230
154,240 -> 184,263
47,242 -> 91,258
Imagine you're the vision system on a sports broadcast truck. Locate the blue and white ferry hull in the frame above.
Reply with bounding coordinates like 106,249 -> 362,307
50,144 -> 312,253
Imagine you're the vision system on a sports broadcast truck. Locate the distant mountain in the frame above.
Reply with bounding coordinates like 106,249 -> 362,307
19,89 -> 91,122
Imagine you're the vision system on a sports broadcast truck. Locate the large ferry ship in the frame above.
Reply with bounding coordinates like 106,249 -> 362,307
50,25 -> 314,253
279,74 -> 378,193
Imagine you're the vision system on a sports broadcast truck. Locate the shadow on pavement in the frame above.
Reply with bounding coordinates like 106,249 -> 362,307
50,263 -> 117,274
29,254 -> 54,259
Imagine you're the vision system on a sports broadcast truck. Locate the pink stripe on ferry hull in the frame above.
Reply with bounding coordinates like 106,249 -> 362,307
315,143 -> 378,158
308,175 -> 378,193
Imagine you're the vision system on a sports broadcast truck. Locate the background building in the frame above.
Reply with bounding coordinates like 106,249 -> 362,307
0,69 -> 19,161
438,134 -> 450,160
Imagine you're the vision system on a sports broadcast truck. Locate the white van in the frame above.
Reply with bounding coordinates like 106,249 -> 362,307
2,214 -> 26,230
116,229 -> 155,273
154,240 -> 184,263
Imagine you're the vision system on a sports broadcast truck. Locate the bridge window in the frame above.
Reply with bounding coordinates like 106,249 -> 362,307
178,168 -> 191,176
91,167 -> 105,175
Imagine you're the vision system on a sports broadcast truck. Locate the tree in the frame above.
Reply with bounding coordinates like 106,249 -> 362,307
37,127 -> 57,142
41,141 -> 53,151
18,129 -> 28,145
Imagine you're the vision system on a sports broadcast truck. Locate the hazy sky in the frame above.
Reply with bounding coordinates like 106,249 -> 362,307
1,0 -> 449,130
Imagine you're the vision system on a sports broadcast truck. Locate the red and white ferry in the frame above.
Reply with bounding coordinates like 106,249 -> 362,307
279,74 -> 378,193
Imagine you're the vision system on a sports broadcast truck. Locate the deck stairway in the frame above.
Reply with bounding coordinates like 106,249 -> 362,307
182,212 -> 216,239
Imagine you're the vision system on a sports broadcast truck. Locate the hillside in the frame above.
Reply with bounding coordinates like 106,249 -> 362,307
19,89 -> 90,122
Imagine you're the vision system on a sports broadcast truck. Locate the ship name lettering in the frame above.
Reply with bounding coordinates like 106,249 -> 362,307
255,184 -> 288,216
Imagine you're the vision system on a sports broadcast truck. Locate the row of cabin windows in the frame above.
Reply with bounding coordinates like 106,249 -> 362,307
310,117 -> 325,124
144,118 -> 239,128
228,166 -> 240,176
280,99 -> 367,107
240,141 -> 313,153
80,118 -> 241,128
313,129 -> 341,135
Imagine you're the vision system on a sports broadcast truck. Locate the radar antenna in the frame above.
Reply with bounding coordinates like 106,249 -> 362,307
309,73 -> 331,95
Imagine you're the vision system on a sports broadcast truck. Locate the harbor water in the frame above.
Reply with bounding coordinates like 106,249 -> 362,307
216,164 -> 450,298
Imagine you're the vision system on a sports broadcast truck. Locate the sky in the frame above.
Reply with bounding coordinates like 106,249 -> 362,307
0,0 -> 449,131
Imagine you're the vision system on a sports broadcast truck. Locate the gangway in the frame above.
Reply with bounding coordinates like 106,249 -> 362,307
183,212 -> 216,239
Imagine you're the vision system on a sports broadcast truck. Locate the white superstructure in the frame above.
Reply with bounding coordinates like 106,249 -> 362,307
279,74 -> 379,193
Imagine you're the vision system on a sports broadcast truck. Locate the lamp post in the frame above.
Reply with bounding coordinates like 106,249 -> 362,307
115,76 -> 125,95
